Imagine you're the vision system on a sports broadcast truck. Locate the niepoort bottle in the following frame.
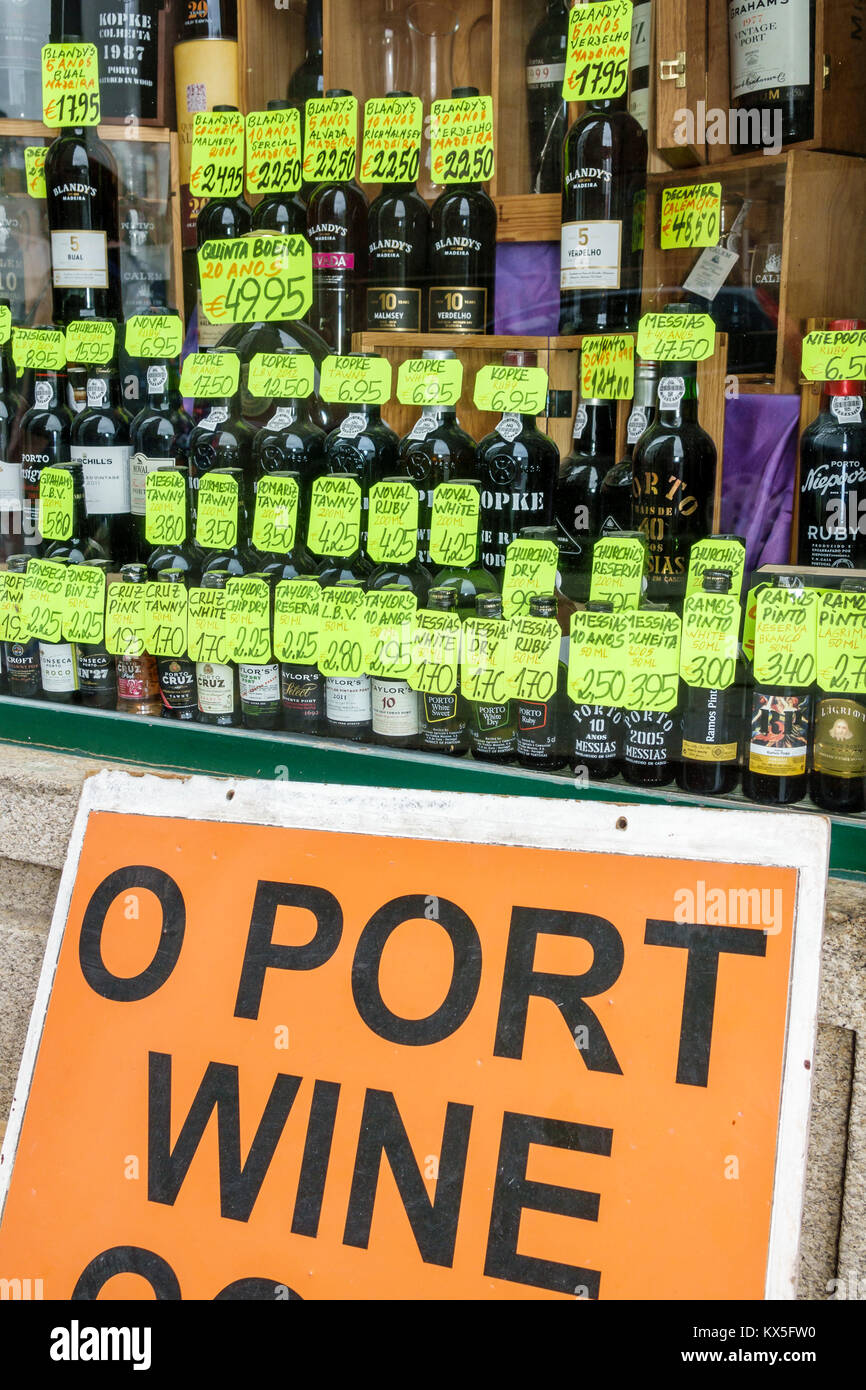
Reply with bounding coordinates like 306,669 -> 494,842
569,600 -> 622,781
20,362 -> 73,555
366,92 -> 430,333
728,0 -> 815,154
598,359 -> 658,538
115,563 -> 161,715
477,349 -> 559,574
2,554 -> 41,697
76,558 -> 116,709
516,593 -> 567,772
194,570 -> 240,726
428,87 -> 496,335
797,320 -> 866,572
559,74 -> 647,335
676,570 -> 743,797
418,586 -> 467,756
306,89 -> 368,354
810,579 -> 866,815
238,571 -> 281,730
468,592 -> 515,764
525,0 -> 569,195
632,332 -> 717,604
554,387 -> 617,601
323,578 -> 372,742
130,361 -> 194,560
70,356 -> 136,565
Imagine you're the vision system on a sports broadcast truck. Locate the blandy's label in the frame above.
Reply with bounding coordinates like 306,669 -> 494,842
131,455 -> 174,517
72,444 -> 132,515
38,642 -> 78,692
571,704 -> 622,763
748,692 -> 812,777
560,220 -> 622,291
623,709 -> 676,766
428,287 -> 487,334
812,697 -> 866,779
239,663 -> 280,704
326,675 -> 372,724
728,0 -> 811,100
366,287 -> 421,333
681,688 -> 739,764
197,663 -> 236,716
372,678 -> 419,737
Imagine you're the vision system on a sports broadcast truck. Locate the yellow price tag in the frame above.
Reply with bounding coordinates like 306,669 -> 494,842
105,582 -> 147,657
367,480 -> 419,565
364,589 -> 416,679
502,538 -> 558,619
429,483 -> 480,568
247,352 -> 315,400
637,313 -> 716,363
145,471 -> 187,548
252,475 -> 299,554
196,473 -> 238,550
580,335 -> 635,401
563,1 -> 632,102
307,475 -> 362,558
685,537 -> 747,599
624,610 -> 682,712
360,95 -> 423,185
179,351 -> 240,399
317,586 -> 367,677
198,233 -> 312,328
187,587 -> 230,664
0,570 -> 27,643
42,42 -> 100,127
460,617 -> 509,705
190,110 -> 245,200
817,591 -> 866,695
679,594 -> 740,690
660,184 -> 722,250
225,576 -> 272,665
13,328 -> 65,372
65,319 -> 115,366
589,535 -> 647,611
408,610 -> 461,695
303,95 -> 358,184
473,365 -> 548,416
397,357 -> 463,408
246,108 -> 302,196
0,306 -> 9,346
801,329 -> 866,383
62,565 -> 105,645
504,614 -> 560,702
319,354 -> 392,406
273,579 -> 321,667
22,559 -> 66,643
39,467 -> 74,541
25,147 -> 47,199
144,582 -> 189,659
430,95 -> 495,185
568,610 -> 630,709
754,587 -> 818,689
125,314 -> 184,359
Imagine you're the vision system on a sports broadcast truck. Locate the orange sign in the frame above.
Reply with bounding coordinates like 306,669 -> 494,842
0,775 -> 827,1300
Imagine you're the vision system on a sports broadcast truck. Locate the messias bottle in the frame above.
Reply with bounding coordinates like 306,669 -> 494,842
467,592 -> 516,764
568,599 -> 622,781
70,357 -> 135,565
797,319 -> 866,572
428,87 -> 497,335
728,0 -> 815,154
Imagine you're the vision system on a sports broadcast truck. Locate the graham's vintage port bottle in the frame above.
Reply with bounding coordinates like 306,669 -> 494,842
188,385 -> 256,533
555,389 -> 617,602
559,74 -> 648,335
20,363 -> 73,555
728,0 -> 815,154
428,477 -> 497,616
797,320 -> 866,572
238,569 -> 281,730
114,562 -> 161,714
568,599 -> 622,781
70,355 -> 135,565
525,0 -> 569,195
366,92 -> 430,334
154,565 -> 197,721
130,361 -> 194,559
810,578 -> 866,815
251,100 -> 307,237
515,592 -> 567,772
396,350 -> 477,565
418,585 -> 468,757
632,336 -> 717,604
195,105 -> 252,349
598,359 -> 657,538
628,1 -> 653,132
676,569 -> 744,797
2,553 -> 41,697
306,89 -> 368,354
428,88 -> 496,335
477,349 -> 559,574
194,568 -> 240,726
41,459 -> 108,564
323,577 -> 372,742
468,591 -> 515,764
75,556 -> 116,709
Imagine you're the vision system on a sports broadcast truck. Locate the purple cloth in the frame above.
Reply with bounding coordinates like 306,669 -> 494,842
495,242 -> 560,336
721,394 -> 799,572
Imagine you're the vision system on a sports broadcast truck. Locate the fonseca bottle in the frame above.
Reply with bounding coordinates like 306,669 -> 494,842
418,585 -> 467,757
130,360 -> 194,560
36,554 -> 79,703
76,557 -> 116,709
468,592 -> 515,765
728,0 -> 815,154
2,554 -> 41,697
306,89 -> 368,355
20,360 -> 73,556
114,562 -> 161,715
428,87 -> 497,335
366,91 -> 430,334
598,359 -> 658,538
569,600 -> 622,781
797,318 -> 866,572
323,578 -> 372,742
194,568 -> 240,726
70,353 -> 135,565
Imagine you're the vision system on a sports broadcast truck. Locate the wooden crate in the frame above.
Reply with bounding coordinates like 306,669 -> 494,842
641,150 -> 866,395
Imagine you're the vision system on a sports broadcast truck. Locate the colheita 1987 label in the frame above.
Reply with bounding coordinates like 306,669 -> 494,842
748,692 -> 812,777
813,697 -> 866,779
428,287 -> 486,333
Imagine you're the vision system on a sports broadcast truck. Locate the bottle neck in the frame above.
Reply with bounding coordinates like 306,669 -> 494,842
145,363 -> 175,412
422,403 -> 457,423
657,369 -> 699,426
34,371 -> 63,410
87,369 -> 121,412
573,400 -> 616,453
68,467 -> 88,538
270,397 -> 303,421
305,0 -> 323,54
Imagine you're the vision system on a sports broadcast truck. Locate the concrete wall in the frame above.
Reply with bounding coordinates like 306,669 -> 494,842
0,743 -> 863,1298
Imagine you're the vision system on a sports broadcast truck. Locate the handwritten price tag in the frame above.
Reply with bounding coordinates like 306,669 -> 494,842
817,591 -> 866,695
685,536 -> 747,599
504,614 -> 560,702
42,42 -> 100,127
307,475 -> 362,558
22,559 -> 66,642
105,583 -> 147,657
568,610 -> 629,709
754,587 -> 817,689
408,610 -> 461,695
637,313 -> 716,362
38,467 -> 74,542
225,576 -> 272,666
246,108 -> 302,195
429,482 -> 480,568
13,328 -> 65,372
361,95 -> 423,185
303,95 -> 358,184
367,480 -> 419,565
190,110 -> 245,199
62,565 -> 105,645
563,0 -> 632,102
196,473 -> 238,550
247,352 -> 315,400
318,586 -> 367,678
179,351 -> 240,399
461,617 -> 509,705
581,335 -> 634,400
125,314 -> 184,359
145,470 -> 187,548
502,538 -> 558,619
660,184 -> 722,250
319,354 -> 392,406
474,364 -> 548,416
801,329 -> 866,383
0,306 -> 9,346
590,535 -> 647,610
0,570 -> 27,643
273,579 -> 321,667
65,319 -> 115,366
252,474 -> 299,554
364,589 -> 416,679
144,582 -> 189,659
430,95 -> 495,186
624,610 -> 682,712
25,147 -> 47,199
397,357 -> 463,407
198,234 -> 312,328
187,587 -> 229,664
679,594 -> 740,690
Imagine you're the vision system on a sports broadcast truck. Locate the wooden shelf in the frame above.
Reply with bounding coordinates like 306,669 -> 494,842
0,119 -> 173,144
495,193 -> 560,243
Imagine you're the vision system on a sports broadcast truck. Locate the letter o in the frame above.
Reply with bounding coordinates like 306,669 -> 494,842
72,1245 -> 181,1300
214,1277 -> 303,1300
78,865 -> 186,1002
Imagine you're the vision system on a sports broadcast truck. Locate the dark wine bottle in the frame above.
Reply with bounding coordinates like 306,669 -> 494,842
598,358 -> 657,538
117,143 -> 171,316
631,328 -> 717,605
187,387 -> 256,535
525,0 -> 569,195
197,466 -> 256,577
195,104 -> 252,349
797,319 -> 866,572
322,577 -> 371,742
621,705 -> 678,787
515,593 -> 566,772
252,363 -> 326,538
33,553 -> 78,704
628,1 -> 652,132
20,363 -> 73,556
367,574 -> 425,751
237,569 -> 281,730
728,0 -> 815,154
568,599 -> 622,781
306,89 -> 368,355
41,458 -> 108,564
428,87 -> 497,335
366,90 -> 430,333
324,386 -> 399,552
250,99 -> 308,237
130,360 -> 194,559
252,470 -> 317,583
554,388 -> 617,602
70,357 -> 136,565
396,349 -> 477,565
145,464 -> 200,581
418,585 -> 467,757
44,127 -> 121,324
2,553 -> 41,697
287,0 -> 323,117
194,568 -> 240,726
429,477 -> 497,616
279,573 -> 323,736
676,569 -> 744,796
810,578 -> 866,815
467,591 -> 515,764
559,84 -> 647,335
154,566 -> 198,721
743,687 -> 812,807
477,349 -> 559,575
76,556 -> 116,709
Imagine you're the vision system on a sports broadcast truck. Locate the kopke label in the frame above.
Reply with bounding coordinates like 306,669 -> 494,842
0,775 -> 823,1300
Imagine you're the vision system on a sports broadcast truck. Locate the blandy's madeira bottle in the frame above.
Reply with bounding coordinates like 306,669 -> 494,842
195,104 -> 252,349
306,89 -> 368,355
525,0 -> 569,195
366,92 -> 430,334
428,87 -> 496,335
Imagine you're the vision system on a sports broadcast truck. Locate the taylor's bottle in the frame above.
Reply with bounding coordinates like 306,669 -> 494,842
251,100 -> 307,237
20,364 -> 73,556
428,87 -> 497,335
555,389 -> 617,601
810,579 -> 866,815
194,569 -> 240,726
418,585 -> 467,757
559,81 -> 647,335
368,578 -> 422,751
797,319 -> 866,571
279,576 -> 324,736
728,0 -> 815,153
366,91 -> 430,333
154,566 -> 197,721
598,359 -> 658,538
306,89 -> 368,354
2,554 -> 41,697
468,592 -> 515,764
569,599 -> 622,781
477,349 -> 559,573
677,569 -> 743,797
70,356 -> 135,565
76,557 -> 116,709
525,0 -> 569,194
115,562 -> 161,715
323,577 -> 372,742
130,361 -> 194,560
516,592 -> 567,772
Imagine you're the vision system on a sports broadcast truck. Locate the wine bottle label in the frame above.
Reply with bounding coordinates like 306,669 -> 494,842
729,0 -> 811,99
38,642 -> 78,692
623,709 -> 676,765
626,407 -> 648,444
571,704 -> 622,761
312,252 -> 355,271
77,650 -> 115,693
831,397 -> 863,424
34,381 -> 53,408
657,377 -> 686,409
147,365 -> 169,393
628,87 -> 650,132
50,230 -> 108,289
280,668 -> 321,715
408,412 -> 437,441
196,291 -> 227,350
748,692 -> 811,777
799,457 -> 866,564
326,675 -> 372,722
117,654 -> 160,700
131,454 -> 174,517
428,287 -> 487,334
158,659 -> 197,708
72,444 -> 132,515
366,287 -> 422,333
517,700 -> 557,755
682,245 -> 740,303
371,679 -> 419,736
239,663 -> 280,703
573,405 -> 588,438
86,379 -> 108,409
631,3 -> 652,66
267,408 -> 296,430
682,738 -> 739,764
560,220 -> 622,291
525,62 -> 566,88
339,413 -> 367,439
197,663 -> 236,715
421,693 -> 464,740
0,459 -> 21,507
495,413 -> 523,442
201,406 -> 230,430
812,697 -> 866,778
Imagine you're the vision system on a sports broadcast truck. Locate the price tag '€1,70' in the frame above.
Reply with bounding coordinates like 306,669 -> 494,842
198,234 -> 313,328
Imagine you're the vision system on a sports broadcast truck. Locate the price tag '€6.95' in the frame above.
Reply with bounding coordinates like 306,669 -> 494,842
396,357 -> 463,408
473,364 -> 549,416
125,314 -> 184,360
198,234 -> 312,328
